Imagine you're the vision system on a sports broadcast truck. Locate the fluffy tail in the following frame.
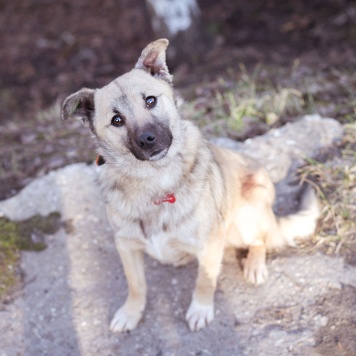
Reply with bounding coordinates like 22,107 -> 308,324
268,185 -> 320,249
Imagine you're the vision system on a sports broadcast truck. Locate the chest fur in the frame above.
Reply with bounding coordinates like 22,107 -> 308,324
108,197 -> 200,264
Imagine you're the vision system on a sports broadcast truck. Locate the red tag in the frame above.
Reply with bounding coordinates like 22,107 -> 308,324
154,194 -> 176,205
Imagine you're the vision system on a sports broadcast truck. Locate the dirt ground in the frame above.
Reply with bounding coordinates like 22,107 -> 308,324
0,0 -> 355,355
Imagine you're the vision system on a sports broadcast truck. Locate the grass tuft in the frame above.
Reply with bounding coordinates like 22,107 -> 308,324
181,64 -> 308,139
299,124 -> 356,257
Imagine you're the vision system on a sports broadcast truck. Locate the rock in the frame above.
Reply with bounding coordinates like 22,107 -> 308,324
0,116 -> 353,356
211,114 -> 343,183
0,163 -> 100,221
210,137 -> 244,151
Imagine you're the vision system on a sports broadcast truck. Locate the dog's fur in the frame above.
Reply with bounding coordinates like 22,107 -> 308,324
62,39 -> 319,332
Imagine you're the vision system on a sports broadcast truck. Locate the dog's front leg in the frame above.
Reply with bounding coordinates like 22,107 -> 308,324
110,241 -> 146,333
186,238 -> 224,331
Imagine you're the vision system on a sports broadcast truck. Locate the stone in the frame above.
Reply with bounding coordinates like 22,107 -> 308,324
211,114 -> 343,183
0,116 -> 352,356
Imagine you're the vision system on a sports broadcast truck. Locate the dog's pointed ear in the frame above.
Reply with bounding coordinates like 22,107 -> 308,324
135,39 -> 172,83
61,88 -> 95,128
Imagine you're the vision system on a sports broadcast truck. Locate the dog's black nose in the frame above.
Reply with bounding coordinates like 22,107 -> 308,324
137,131 -> 156,150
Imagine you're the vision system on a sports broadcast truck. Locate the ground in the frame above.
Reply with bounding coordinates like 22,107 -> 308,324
0,0 -> 355,355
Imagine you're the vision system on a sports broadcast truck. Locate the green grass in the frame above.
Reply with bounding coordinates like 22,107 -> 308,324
181,63 -> 356,139
181,64 -> 308,138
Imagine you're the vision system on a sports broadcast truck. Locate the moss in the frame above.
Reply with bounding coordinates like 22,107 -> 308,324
0,242 -> 19,302
0,212 -> 62,301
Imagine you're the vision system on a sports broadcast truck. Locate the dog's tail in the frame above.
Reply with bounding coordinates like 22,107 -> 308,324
267,185 -> 320,249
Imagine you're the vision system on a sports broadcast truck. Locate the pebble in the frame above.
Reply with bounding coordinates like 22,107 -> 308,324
328,281 -> 342,289
314,314 -> 328,327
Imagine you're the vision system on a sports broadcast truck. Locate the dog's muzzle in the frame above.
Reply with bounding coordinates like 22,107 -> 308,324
130,123 -> 173,161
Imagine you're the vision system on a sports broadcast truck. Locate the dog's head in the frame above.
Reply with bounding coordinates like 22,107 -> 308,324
62,39 -> 182,163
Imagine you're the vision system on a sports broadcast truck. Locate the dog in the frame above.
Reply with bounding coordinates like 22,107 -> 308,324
61,39 -> 319,332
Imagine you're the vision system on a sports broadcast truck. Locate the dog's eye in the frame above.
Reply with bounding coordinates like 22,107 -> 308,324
111,115 -> 124,127
146,96 -> 157,109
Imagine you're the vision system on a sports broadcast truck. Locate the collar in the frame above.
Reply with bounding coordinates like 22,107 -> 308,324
154,194 -> 176,205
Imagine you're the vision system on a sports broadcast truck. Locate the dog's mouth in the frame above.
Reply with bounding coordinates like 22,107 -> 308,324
129,143 -> 171,162
148,148 -> 168,161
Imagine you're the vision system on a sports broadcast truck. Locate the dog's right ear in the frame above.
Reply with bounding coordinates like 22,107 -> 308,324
135,39 -> 172,83
61,88 -> 95,128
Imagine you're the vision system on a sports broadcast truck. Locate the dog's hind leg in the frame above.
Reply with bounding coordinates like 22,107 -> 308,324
186,237 -> 224,331
234,203 -> 273,285
110,242 -> 146,333
242,243 -> 268,285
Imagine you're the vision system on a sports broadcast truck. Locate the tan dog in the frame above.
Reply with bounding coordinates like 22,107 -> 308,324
62,39 -> 319,332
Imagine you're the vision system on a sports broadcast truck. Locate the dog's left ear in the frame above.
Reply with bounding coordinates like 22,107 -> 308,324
135,39 -> 172,83
61,88 -> 95,128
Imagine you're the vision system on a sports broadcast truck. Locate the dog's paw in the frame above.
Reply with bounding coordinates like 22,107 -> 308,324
185,300 -> 214,331
242,258 -> 268,285
110,306 -> 143,333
